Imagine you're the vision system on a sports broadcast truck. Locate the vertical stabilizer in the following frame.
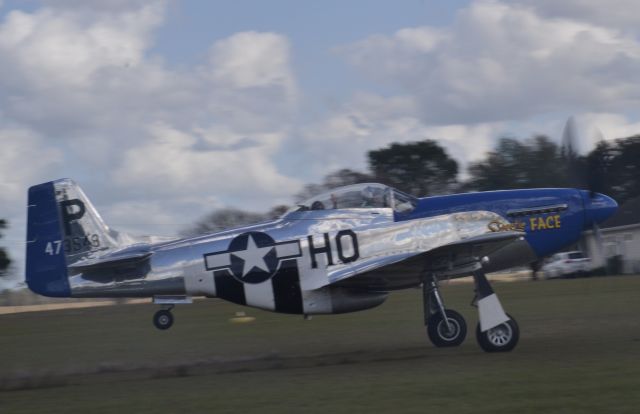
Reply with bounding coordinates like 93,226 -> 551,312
26,179 -> 120,297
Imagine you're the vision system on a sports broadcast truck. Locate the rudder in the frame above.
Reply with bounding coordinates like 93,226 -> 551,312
26,179 -> 119,297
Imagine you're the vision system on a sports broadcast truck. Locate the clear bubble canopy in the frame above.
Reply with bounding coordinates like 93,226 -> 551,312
291,183 -> 417,214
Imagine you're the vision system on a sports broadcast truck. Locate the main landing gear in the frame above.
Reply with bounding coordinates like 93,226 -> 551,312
423,278 -> 467,347
422,269 -> 520,352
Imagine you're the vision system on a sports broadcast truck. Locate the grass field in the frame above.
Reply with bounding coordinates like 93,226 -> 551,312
1,276 -> 640,413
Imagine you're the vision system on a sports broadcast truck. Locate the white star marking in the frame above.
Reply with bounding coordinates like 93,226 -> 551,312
231,235 -> 273,278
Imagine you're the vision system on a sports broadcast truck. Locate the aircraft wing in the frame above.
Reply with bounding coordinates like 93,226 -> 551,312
319,231 -> 524,291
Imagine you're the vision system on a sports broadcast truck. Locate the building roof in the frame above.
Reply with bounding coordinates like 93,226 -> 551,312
602,196 -> 640,229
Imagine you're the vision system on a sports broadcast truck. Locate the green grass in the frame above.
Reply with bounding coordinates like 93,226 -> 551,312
2,276 -> 640,413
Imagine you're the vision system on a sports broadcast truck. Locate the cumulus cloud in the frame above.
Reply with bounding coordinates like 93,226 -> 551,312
112,123 -> 299,205
0,3 -> 163,88
210,31 -> 296,92
292,92 -> 503,178
340,1 -> 640,125
0,126 -> 63,212
0,125 -> 63,285
0,1 -> 299,200
0,1 -> 302,279
570,113 -> 640,151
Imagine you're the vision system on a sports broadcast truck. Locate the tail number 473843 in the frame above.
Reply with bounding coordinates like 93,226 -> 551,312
45,235 -> 100,255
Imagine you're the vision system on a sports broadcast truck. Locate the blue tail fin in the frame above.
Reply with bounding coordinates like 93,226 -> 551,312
26,179 -> 119,297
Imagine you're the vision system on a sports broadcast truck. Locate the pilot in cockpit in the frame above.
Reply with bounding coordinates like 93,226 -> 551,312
360,186 -> 376,207
361,186 -> 388,208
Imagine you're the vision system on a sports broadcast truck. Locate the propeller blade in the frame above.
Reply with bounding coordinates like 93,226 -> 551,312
586,128 -> 610,198
561,116 -> 578,158
561,116 -> 610,198
561,116 -> 586,189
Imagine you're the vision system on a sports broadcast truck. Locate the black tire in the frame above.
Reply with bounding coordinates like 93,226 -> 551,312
427,309 -> 467,347
153,310 -> 174,330
475,314 -> 519,352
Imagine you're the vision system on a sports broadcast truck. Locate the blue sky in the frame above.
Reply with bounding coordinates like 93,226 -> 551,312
149,0 -> 469,120
2,0 -> 640,287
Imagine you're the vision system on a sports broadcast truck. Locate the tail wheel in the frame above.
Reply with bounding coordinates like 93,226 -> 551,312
427,309 -> 467,347
153,310 -> 174,330
476,314 -> 519,352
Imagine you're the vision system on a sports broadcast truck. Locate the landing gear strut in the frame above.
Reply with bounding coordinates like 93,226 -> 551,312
153,306 -> 174,330
472,269 -> 519,352
423,275 -> 467,347
422,266 -> 520,352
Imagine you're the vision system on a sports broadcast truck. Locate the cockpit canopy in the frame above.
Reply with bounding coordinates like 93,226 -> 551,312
291,183 -> 417,214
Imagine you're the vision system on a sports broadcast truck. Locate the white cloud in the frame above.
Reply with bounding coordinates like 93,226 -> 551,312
0,1 -> 302,280
0,2 -> 299,201
0,4 -> 163,88
341,1 -> 640,125
102,198 -> 216,237
0,126 -> 64,286
571,113 -> 640,150
210,31 -> 296,93
0,3 -> 297,141
0,126 -> 63,211
112,123 -> 300,204
294,92 -> 503,177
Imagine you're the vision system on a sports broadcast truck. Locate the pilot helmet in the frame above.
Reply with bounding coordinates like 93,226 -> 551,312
361,186 -> 377,200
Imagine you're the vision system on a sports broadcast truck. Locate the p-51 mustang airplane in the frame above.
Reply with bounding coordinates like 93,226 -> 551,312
26,179 -> 616,352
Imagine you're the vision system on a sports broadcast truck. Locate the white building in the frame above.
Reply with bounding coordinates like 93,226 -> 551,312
582,197 -> 640,274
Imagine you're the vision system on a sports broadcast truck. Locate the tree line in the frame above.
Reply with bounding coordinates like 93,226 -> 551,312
4,133 -> 638,279
0,220 -> 11,278
184,134 -> 640,235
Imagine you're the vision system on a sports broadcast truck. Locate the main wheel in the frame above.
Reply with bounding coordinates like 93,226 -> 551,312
475,314 -> 519,352
426,309 -> 467,347
153,310 -> 174,330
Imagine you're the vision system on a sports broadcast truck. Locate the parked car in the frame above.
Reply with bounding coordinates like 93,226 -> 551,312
542,251 -> 592,279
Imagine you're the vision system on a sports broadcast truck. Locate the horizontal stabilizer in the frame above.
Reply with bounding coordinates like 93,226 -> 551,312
68,250 -> 152,271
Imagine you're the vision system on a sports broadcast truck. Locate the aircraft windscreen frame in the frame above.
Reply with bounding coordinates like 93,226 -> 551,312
291,183 -> 418,214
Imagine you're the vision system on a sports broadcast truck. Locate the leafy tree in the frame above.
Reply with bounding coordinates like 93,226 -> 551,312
368,140 -> 458,196
184,133 -> 640,239
465,136 -> 571,191
295,168 -> 373,202
265,205 -> 290,220
0,219 -> 11,277
185,169 -> 373,236
602,135 -> 640,204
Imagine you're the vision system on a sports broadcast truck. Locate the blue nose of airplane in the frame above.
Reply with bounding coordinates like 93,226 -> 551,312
582,191 -> 618,226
